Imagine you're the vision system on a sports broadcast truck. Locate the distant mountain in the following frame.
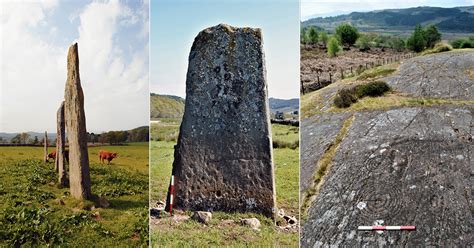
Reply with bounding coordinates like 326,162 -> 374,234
150,93 -> 185,119
269,98 -> 299,114
302,6 -> 474,33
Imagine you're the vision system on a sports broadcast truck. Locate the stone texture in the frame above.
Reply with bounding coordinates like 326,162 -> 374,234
56,101 -> 68,187
191,211 -> 212,224
241,218 -> 261,230
166,24 -> 276,217
385,51 -> 474,100
301,106 -> 473,247
64,43 -> 92,200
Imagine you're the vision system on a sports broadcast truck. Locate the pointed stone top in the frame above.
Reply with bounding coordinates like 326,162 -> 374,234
67,43 -> 80,82
198,23 -> 262,40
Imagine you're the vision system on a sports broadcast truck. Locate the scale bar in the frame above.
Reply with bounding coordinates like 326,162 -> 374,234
358,226 -> 416,231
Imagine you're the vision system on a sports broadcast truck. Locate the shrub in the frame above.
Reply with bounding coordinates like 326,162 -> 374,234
335,23 -> 359,47
450,38 -> 474,49
334,88 -> 358,108
327,37 -> 341,57
421,43 -> 452,55
334,81 -> 390,108
355,81 -> 391,97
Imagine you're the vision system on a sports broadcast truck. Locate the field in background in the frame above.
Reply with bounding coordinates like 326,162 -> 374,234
150,119 -> 299,246
0,143 -> 149,247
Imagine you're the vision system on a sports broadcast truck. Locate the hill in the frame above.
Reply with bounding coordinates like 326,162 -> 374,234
269,98 -> 299,114
303,6 -> 474,33
150,93 -> 185,119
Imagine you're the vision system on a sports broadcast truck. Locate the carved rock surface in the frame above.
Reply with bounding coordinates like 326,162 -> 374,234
64,43 -> 92,200
167,24 -> 276,217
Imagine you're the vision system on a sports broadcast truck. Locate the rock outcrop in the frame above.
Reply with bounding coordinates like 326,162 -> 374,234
166,24 -> 276,217
301,51 -> 473,246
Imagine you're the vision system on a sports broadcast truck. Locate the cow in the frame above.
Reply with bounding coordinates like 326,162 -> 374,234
47,150 -> 69,163
99,150 -> 118,164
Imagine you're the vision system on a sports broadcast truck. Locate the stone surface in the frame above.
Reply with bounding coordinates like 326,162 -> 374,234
301,106 -> 473,247
56,101 -> 68,187
241,218 -> 261,230
191,211 -> 212,224
300,112 -> 350,196
385,51 -> 474,100
64,43 -> 92,200
166,24 -> 276,217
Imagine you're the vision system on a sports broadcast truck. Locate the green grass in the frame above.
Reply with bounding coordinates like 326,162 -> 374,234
356,67 -> 396,80
272,124 -> 299,149
0,143 -> 149,247
150,120 -> 299,246
150,121 -> 180,142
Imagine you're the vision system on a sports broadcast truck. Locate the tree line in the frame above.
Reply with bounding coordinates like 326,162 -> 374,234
4,126 -> 149,145
300,22 -> 467,56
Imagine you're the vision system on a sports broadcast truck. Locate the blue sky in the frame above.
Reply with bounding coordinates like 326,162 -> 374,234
150,0 -> 300,99
1,0 -> 149,133
301,0 -> 474,20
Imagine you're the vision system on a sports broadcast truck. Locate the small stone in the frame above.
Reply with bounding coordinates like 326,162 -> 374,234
192,211 -> 212,224
357,202 -> 366,210
277,208 -> 285,217
241,218 -> 261,230
150,208 -> 163,218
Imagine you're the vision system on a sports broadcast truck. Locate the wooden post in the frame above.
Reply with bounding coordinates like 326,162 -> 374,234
43,131 -> 48,162
340,68 -> 344,79
56,101 -> 68,186
350,67 -> 353,74
329,72 -> 332,83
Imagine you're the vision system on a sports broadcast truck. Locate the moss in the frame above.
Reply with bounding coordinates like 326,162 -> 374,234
301,115 -> 355,219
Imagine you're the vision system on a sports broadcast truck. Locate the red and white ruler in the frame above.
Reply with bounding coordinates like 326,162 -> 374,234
169,175 -> 175,216
358,226 -> 416,231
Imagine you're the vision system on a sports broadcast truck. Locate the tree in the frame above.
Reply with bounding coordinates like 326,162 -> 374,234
335,23 -> 359,48
319,32 -> 329,48
300,27 -> 309,44
390,37 -> 406,52
407,24 -> 426,52
356,34 -> 370,51
424,24 -> 441,48
11,134 -> 21,144
32,136 -> 39,145
327,36 -> 341,57
308,27 -> 319,45
19,132 -> 30,144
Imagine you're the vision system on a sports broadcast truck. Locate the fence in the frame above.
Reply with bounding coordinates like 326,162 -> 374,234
301,53 -> 416,94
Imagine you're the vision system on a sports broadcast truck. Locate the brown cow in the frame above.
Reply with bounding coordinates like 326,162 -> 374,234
47,150 -> 69,163
99,150 -> 118,164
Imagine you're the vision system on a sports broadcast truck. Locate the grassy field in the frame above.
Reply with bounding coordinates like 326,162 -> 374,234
0,142 -> 149,247
150,120 -> 299,247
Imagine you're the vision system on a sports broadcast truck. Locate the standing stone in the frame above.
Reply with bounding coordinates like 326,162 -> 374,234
43,131 -> 48,162
56,101 -> 68,187
166,24 -> 276,217
64,43 -> 92,200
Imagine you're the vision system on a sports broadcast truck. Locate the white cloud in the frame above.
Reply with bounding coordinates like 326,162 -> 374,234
1,0 -> 149,133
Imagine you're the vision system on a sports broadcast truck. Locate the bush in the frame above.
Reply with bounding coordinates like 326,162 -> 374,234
327,37 -> 341,57
335,23 -> 359,47
390,37 -> 406,52
308,27 -> 319,45
450,38 -> 474,49
355,81 -> 391,97
421,43 -> 453,55
334,88 -> 358,108
334,81 -> 390,108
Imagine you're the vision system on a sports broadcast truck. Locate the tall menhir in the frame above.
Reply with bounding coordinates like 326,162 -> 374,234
64,43 -> 92,200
